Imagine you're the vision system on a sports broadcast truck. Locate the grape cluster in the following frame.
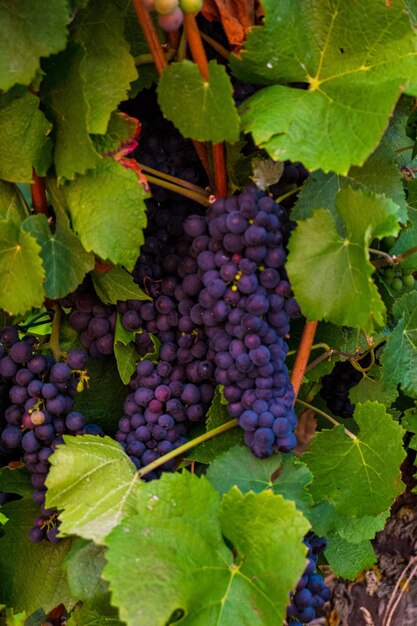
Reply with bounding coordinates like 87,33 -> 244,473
0,328 -> 102,542
186,187 -> 298,457
320,360 -> 363,419
286,533 -> 331,625
381,265 -> 415,291
115,359 -> 213,477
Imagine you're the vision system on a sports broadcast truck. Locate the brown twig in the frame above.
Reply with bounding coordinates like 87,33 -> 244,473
131,0 -> 167,75
290,320 -> 318,398
212,143 -> 228,197
31,170 -> 48,214
383,556 -> 417,626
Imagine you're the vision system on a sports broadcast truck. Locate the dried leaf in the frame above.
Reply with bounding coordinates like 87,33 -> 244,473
202,0 -> 264,49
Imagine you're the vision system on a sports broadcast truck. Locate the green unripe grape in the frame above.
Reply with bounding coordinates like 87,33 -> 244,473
155,0 -> 179,15
392,277 -> 404,291
384,268 -> 395,282
402,267 -> 413,277
179,0 -> 203,12
403,274 -> 415,288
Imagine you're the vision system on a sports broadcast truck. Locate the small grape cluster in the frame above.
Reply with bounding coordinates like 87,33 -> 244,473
115,359 -> 213,477
320,360 -> 363,419
142,0 -> 202,33
381,265 -> 415,291
286,533 -> 331,625
187,187 -> 299,457
0,327 -> 102,542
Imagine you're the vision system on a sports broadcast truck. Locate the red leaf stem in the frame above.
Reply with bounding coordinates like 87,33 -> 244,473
30,170 -> 48,214
290,320 -> 318,398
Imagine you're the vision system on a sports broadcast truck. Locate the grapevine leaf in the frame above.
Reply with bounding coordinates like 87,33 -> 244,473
390,199 -> 417,273
0,89 -> 52,183
64,158 -> 148,270
187,386 -> 242,463
0,0 -> 69,91
0,496 -> 73,614
73,357 -> 127,434
41,44 -> 102,181
45,435 -> 141,544
293,140 -> 407,225
92,266 -> 151,305
21,211 -> 94,300
157,60 -> 240,143
0,220 -> 45,315
324,535 -> 376,580
67,605 -> 123,626
380,291 -> 417,396
114,341 -> 137,385
103,472 -> 309,626
0,511 -> 7,525
287,186 -> 400,331
0,182 -> 28,223
233,0 -> 417,174
308,501 -> 389,544
73,0 -> 137,134
115,313 -> 135,346
63,539 -> 116,615
251,159 -> 284,192
91,112 -> 140,156
207,445 -> 313,515
0,466 -> 32,497
402,407 -> 417,452
349,366 -> 398,406
304,402 -> 406,517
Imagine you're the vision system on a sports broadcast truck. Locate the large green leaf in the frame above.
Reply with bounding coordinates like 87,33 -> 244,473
73,357 -> 127,434
73,0 -> 137,134
92,266 -> 150,304
63,539 -> 117,616
207,445 -> 313,516
308,501 -> 389,544
157,60 -> 240,143
21,211 -> 94,300
0,0 -> 69,91
0,219 -> 45,315
0,181 -> 28,223
64,158 -> 147,270
41,44 -> 102,181
0,496 -> 73,614
234,0 -> 417,174
304,401 -> 406,517
103,472 -> 309,626
287,186 -> 400,331
325,535 -> 376,579
0,90 -> 52,183
380,291 -> 417,396
293,139 -> 407,225
45,435 -> 141,544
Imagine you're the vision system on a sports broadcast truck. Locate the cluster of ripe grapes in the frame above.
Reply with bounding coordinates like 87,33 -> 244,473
0,328 -> 102,542
286,533 -> 331,625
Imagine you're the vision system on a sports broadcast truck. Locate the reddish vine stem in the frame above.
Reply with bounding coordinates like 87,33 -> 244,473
30,170 -> 48,214
290,320 -> 318,398
183,12 -> 228,197
132,0 -> 167,75
212,143 -> 228,198
183,12 -> 209,80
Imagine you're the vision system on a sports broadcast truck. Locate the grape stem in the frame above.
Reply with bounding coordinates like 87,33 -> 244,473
290,320 -> 318,398
138,162 -> 211,196
143,172 -> 212,206
200,32 -> 230,61
31,170 -> 48,214
183,12 -> 228,197
275,186 -> 302,204
296,399 -> 356,440
134,50 -> 176,66
372,245 -> 417,268
137,418 -> 238,478
131,0 -> 167,75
